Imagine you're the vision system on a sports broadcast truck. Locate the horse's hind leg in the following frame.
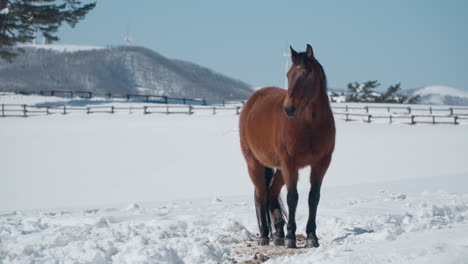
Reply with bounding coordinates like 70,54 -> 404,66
306,154 -> 332,248
268,169 -> 286,245
247,160 -> 270,245
281,162 -> 299,248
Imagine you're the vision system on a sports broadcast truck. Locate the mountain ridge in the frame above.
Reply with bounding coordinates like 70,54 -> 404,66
0,45 -> 254,99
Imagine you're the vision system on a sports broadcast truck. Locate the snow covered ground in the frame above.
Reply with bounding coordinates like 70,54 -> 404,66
1,97 -> 468,263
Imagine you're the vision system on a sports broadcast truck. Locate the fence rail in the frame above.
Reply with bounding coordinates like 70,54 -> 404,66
2,103 -> 468,125
0,89 -> 246,106
0,104 -> 244,117
2,93 -> 468,125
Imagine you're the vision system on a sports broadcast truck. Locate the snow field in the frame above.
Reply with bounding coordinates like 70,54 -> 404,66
1,177 -> 468,263
1,97 -> 468,263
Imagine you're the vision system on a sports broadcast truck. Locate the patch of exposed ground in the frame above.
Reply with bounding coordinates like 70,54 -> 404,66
227,235 -> 311,263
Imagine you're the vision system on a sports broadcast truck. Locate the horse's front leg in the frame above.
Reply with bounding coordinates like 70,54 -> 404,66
281,162 -> 299,248
306,154 -> 332,248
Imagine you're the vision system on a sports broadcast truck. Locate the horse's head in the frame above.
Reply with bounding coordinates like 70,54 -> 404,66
283,44 -> 324,120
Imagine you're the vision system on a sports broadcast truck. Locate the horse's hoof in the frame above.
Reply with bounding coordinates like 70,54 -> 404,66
306,238 -> 320,248
284,238 -> 296,248
272,235 -> 284,246
258,237 -> 269,246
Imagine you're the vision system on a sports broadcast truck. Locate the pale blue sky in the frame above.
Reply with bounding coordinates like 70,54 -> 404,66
57,0 -> 468,91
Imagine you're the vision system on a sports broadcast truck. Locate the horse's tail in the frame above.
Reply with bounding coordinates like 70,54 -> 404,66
265,167 -> 288,237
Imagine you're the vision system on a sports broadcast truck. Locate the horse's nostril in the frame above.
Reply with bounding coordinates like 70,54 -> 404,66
284,105 -> 296,115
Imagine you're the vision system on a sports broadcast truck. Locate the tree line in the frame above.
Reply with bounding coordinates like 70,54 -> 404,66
329,80 -> 420,104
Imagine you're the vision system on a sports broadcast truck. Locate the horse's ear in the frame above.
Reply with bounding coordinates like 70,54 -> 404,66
306,44 -> 314,59
290,46 -> 298,64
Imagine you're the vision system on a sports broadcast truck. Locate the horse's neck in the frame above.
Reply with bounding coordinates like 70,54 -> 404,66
304,85 -> 332,123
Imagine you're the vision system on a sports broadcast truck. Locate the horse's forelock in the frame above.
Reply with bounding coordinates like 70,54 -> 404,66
292,52 -> 313,66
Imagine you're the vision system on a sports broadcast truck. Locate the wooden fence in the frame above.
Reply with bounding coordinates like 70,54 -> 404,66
1,101 -> 468,125
0,104 -> 243,117
331,104 -> 468,125
1,89 -> 245,106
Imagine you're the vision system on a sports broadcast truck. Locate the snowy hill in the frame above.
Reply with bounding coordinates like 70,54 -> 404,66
0,45 -> 253,99
406,85 -> 468,106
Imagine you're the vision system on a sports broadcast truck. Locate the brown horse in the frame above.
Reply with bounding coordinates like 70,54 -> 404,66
239,44 -> 335,248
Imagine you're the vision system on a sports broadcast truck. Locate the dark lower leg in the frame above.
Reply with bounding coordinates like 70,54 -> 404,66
306,182 -> 321,247
285,186 -> 298,248
254,191 -> 270,245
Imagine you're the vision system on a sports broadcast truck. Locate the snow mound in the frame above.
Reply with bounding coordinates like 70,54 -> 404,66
0,199 -> 256,264
2,180 -> 468,263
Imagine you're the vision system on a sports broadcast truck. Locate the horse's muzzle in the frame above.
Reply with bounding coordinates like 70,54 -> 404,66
283,105 -> 297,120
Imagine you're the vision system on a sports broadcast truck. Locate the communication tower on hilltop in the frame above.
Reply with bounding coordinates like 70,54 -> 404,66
124,32 -> 133,46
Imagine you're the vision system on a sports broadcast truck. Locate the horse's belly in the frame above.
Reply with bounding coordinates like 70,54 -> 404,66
245,117 -> 281,168
251,146 -> 281,168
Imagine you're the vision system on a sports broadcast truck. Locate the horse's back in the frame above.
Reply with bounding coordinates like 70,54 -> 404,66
239,87 -> 285,168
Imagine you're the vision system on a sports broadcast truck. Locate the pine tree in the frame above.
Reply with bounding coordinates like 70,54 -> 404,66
0,0 -> 96,62
346,80 -> 380,102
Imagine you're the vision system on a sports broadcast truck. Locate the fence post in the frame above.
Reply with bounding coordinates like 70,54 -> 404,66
1,104 -> 4,117
387,107 -> 390,113
166,105 -> 169,114
46,106 -> 50,115
367,115 -> 372,123
389,115 -> 392,124
63,105 -> 67,115
365,106 -> 369,113
407,107 -> 411,114
236,106 -> 240,115
22,105 -> 27,117
411,115 -> 415,125
111,106 -> 115,114
429,106 -> 432,115
189,105 -> 193,115
213,106 -> 216,115
345,113 -> 349,121
449,108 -> 453,116
454,116 -> 458,125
